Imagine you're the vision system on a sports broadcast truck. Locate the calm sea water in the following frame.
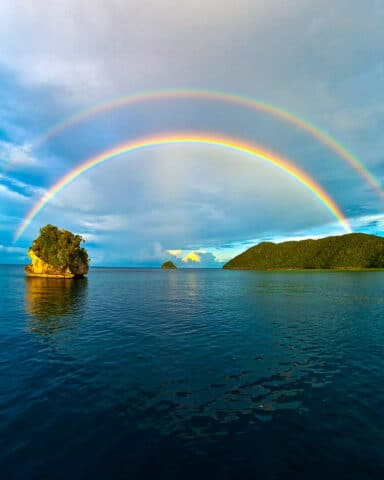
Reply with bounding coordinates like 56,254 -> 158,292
0,265 -> 383,479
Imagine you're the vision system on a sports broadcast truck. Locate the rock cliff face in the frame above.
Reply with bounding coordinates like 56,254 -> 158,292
25,249 -> 89,278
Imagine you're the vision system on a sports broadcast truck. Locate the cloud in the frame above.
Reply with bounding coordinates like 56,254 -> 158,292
167,249 -> 219,267
80,214 -> 130,231
78,232 -> 102,243
0,183 -> 29,202
0,141 -> 38,169
1,0 -> 382,121
0,244 -> 25,254
350,212 -> 384,232
182,252 -> 201,263
0,1 -> 271,99
169,250 -> 201,263
0,173 -> 46,197
167,249 -> 182,257
0,242 -> 28,264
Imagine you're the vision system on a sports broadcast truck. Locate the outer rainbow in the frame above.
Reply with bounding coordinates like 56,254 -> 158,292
14,134 -> 352,241
33,88 -> 383,198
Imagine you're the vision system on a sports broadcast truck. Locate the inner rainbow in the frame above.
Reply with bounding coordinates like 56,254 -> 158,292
14,133 -> 352,241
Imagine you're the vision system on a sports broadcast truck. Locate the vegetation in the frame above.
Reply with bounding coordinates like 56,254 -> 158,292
161,260 -> 177,269
223,233 -> 384,270
30,224 -> 89,270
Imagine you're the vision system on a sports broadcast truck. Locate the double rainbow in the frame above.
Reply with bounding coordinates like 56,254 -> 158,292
33,88 -> 382,198
14,133 -> 352,241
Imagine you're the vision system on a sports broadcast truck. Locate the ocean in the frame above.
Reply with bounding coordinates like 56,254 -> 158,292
1,265 -> 383,479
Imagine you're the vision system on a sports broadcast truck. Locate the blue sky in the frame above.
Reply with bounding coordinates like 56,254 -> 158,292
0,0 -> 383,267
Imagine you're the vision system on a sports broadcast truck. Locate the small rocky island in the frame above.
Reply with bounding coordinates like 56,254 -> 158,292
25,224 -> 89,278
224,233 -> 384,270
161,260 -> 177,269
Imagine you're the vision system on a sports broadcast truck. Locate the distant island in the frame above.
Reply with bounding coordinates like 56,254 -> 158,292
223,233 -> 384,270
25,224 -> 89,278
161,260 -> 177,269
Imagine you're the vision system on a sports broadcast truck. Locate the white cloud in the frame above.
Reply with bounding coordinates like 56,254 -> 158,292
0,141 -> 39,169
0,1 -> 273,97
80,214 -> 130,231
0,173 -> 46,197
0,244 -> 25,254
167,249 -> 182,257
167,248 -> 220,266
78,232 -> 102,243
1,0 -> 382,115
168,250 -> 201,263
350,212 -> 384,230
0,184 -> 29,202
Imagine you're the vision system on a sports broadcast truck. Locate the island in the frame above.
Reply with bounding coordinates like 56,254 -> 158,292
25,224 -> 89,278
223,233 -> 384,270
161,260 -> 177,269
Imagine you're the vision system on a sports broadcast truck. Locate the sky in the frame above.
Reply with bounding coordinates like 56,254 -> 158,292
0,0 -> 383,267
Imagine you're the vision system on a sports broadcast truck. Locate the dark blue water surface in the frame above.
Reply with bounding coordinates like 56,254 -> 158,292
1,265 -> 384,479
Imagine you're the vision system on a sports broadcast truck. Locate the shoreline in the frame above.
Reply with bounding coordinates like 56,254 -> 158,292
223,267 -> 384,272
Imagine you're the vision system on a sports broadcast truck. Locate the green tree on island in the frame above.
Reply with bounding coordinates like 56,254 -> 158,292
30,224 -> 89,271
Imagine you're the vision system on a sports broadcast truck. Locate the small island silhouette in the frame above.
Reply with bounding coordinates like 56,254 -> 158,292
161,260 -> 177,269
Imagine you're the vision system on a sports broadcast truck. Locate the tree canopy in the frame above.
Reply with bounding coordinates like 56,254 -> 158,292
30,224 -> 89,270
224,233 -> 384,270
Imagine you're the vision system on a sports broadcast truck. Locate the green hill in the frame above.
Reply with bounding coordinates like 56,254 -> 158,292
223,233 -> 384,270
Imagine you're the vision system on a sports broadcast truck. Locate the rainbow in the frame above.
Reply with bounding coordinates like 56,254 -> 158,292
33,88 -> 383,198
14,134 -> 352,241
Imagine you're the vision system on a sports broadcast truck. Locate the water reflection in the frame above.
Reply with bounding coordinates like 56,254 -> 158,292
25,276 -> 87,336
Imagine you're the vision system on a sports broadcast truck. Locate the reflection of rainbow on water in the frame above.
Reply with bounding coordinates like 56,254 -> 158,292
31,89 -> 382,199
14,133 -> 352,241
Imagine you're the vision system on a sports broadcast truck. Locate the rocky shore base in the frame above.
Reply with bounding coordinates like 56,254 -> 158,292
25,249 -> 88,279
